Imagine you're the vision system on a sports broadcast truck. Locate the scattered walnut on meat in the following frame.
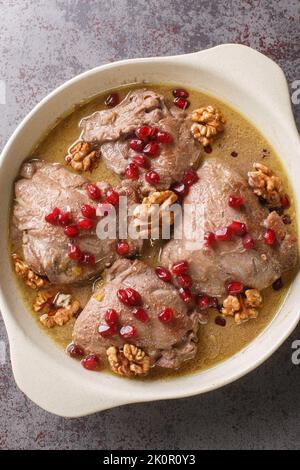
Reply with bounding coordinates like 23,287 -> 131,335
222,289 -> 262,325
65,141 -> 100,172
12,254 -> 48,290
248,163 -> 284,206
191,105 -> 225,147
39,299 -> 81,328
106,344 -> 150,377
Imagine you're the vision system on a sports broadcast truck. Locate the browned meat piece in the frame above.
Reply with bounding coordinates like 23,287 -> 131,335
73,259 -> 198,369
161,158 -> 298,299
79,89 -> 201,192
13,161 -> 141,285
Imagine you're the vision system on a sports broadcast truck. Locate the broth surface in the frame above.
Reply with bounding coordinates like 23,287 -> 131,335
10,83 -> 297,379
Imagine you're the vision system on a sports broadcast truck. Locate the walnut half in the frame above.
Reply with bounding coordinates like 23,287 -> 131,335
107,344 -> 150,377
39,300 -> 81,328
191,105 -> 225,147
65,141 -> 100,172
12,254 -> 48,290
222,289 -> 263,325
248,163 -> 284,206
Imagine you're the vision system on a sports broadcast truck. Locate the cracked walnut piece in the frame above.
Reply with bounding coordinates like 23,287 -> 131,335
107,344 -> 150,377
248,162 -> 284,206
12,254 -> 48,290
40,300 -> 81,328
222,289 -> 263,325
33,290 -> 54,312
191,105 -> 225,147
65,141 -> 100,172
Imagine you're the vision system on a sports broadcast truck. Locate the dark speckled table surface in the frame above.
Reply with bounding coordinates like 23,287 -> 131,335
0,0 -> 299,450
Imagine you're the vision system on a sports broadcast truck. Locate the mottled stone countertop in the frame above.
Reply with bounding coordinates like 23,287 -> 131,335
0,0 -> 299,450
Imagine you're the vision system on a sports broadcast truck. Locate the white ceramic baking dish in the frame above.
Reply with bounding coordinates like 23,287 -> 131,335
0,44 -> 299,417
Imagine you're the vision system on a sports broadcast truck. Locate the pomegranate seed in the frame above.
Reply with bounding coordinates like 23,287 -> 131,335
45,207 -> 61,225
182,169 -> 199,187
120,325 -> 137,339
171,181 -> 189,197
156,131 -> 173,144
228,194 -> 244,209
242,234 -> 255,250
86,183 -> 101,200
77,218 -> 94,230
215,315 -> 226,327
104,93 -> 119,107
178,287 -> 193,303
204,144 -> 212,154
264,228 -> 276,245
67,343 -> 84,358
135,125 -> 152,140
81,204 -> 96,219
177,274 -> 192,288
117,288 -> 141,306
226,281 -> 244,295
81,354 -> 99,370
158,307 -> 174,323
272,277 -> 283,291
215,226 -> 233,241
104,309 -> 119,326
133,307 -> 149,323
98,323 -> 117,337
58,211 -> 72,227
172,88 -> 189,99
143,142 -> 160,157
64,224 -> 79,238
145,170 -> 160,185
149,127 -> 159,140
204,232 -> 216,248
231,151 -> 238,158
280,195 -> 290,208
132,155 -> 150,169
116,241 -> 129,256
68,243 -> 83,261
106,189 -> 119,206
172,260 -> 189,275
125,163 -> 139,180
128,138 -> 145,152
173,97 -> 190,109
198,294 -> 213,310
155,266 -> 172,282
229,220 -> 247,237
80,252 -> 95,265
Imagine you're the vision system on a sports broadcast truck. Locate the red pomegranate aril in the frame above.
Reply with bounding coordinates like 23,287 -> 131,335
171,181 -> 189,197
172,88 -> 189,99
68,243 -> 83,261
156,131 -> 173,144
45,207 -> 61,225
198,294 -> 213,311
58,211 -> 72,227
183,169 -> 199,187
145,170 -> 160,185
215,315 -> 226,327
132,155 -> 150,169
242,234 -> 255,250
155,266 -> 172,282
133,307 -> 149,323
226,281 -> 244,295
135,125 -> 152,140
128,138 -> 145,152
87,183 -> 101,200
125,163 -> 139,180
81,354 -> 99,370
179,287 -> 193,303
172,260 -> 189,276
264,228 -> 276,245
105,189 -> 119,207
98,323 -> 116,337
116,241 -> 129,256
280,194 -> 290,208
204,232 -> 216,248
177,273 -> 193,288
272,277 -> 283,291
215,226 -> 233,241
228,194 -> 244,209
204,144 -> 212,154
117,288 -> 141,306
64,224 -> 79,238
81,204 -> 96,219
149,127 -> 159,140
158,307 -> 174,323
120,325 -> 137,339
229,220 -> 247,237
173,97 -> 190,109
104,93 -> 119,107
67,342 -> 84,358
80,252 -> 95,265
104,309 -> 119,326
143,142 -> 160,157
77,218 -> 94,230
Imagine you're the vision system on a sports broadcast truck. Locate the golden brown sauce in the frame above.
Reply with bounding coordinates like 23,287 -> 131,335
10,83 -> 297,380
